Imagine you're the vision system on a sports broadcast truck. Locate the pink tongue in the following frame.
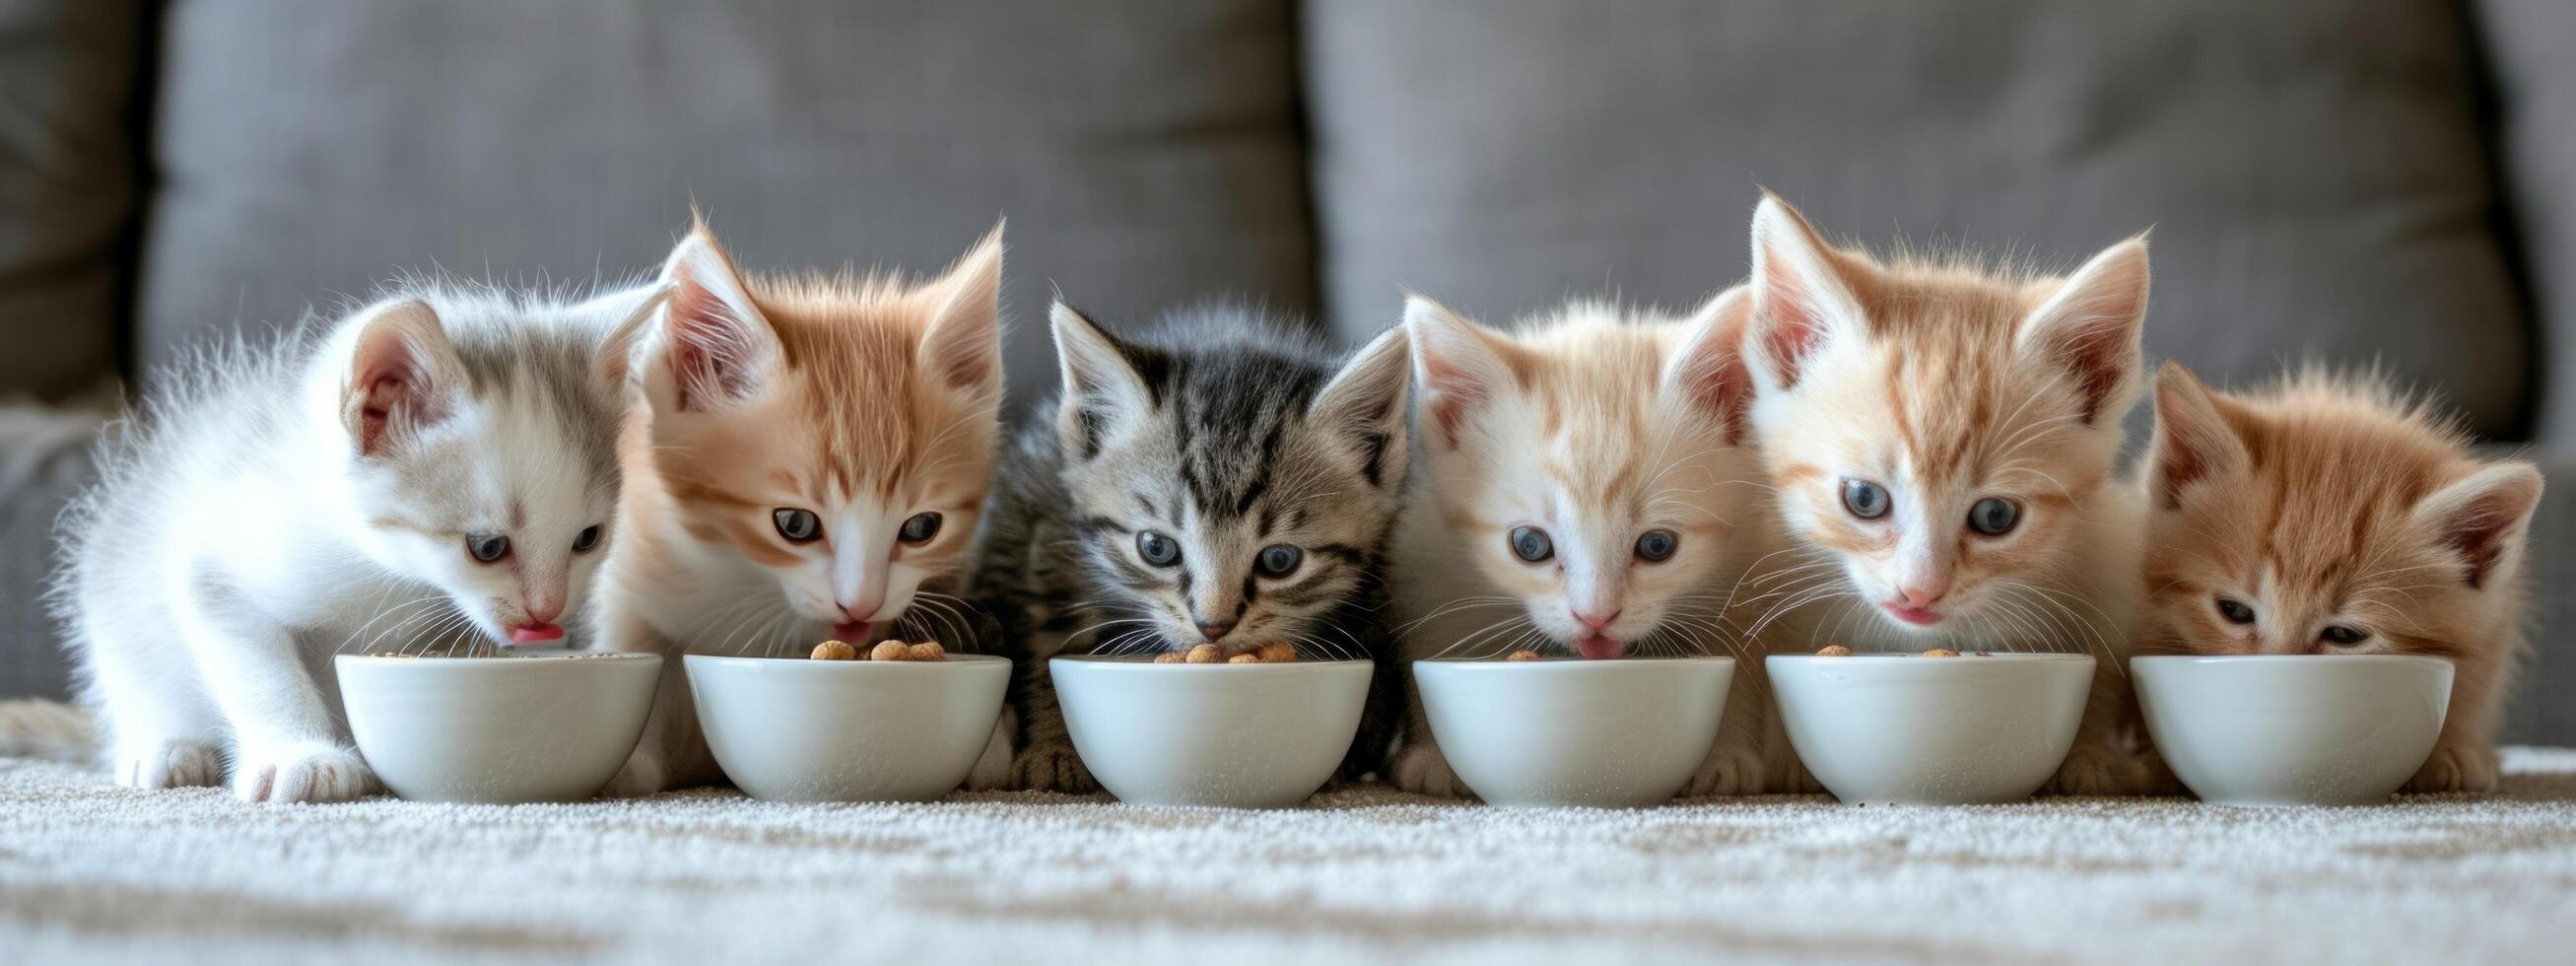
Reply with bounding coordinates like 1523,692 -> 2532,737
1577,637 -> 1623,660
833,621 -> 874,642
507,624 -> 565,645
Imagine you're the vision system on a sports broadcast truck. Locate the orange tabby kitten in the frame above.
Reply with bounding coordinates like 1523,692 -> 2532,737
1733,193 -> 2162,794
596,221 -> 1005,794
2140,364 -> 2541,793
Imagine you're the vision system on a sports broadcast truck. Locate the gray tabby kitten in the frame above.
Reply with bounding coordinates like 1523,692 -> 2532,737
972,302 -> 1412,793
52,282 -> 656,802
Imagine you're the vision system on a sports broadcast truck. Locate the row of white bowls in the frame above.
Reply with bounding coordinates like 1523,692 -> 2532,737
335,651 -> 2454,809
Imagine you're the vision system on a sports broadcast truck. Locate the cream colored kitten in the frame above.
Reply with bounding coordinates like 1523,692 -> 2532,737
1733,193 -> 2162,794
1387,293 -> 1803,797
2140,364 -> 2540,793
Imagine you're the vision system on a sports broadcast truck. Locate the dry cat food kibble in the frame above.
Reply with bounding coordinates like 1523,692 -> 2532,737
1153,652 -> 1186,664
1816,645 -> 1853,656
1157,642 -> 1297,663
1229,653 -> 1261,663
1256,642 -> 1297,663
811,640 -> 859,661
1507,651 -> 1543,661
1924,649 -> 1961,657
872,641 -> 911,661
1186,644 -> 1223,663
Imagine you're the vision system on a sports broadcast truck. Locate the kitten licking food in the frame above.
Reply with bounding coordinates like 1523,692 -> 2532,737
594,220 -> 1006,795
55,282 -> 658,801
1730,193 -> 2164,794
972,303 -> 1412,793
2139,364 -> 2541,793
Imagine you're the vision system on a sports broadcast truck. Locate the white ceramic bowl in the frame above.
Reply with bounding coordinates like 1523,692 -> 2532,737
686,654 -> 1010,802
1050,656 -> 1373,807
2133,655 -> 2452,806
336,653 -> 661,803
1413,656 -> 1734,808
1769,654 -> 2094,804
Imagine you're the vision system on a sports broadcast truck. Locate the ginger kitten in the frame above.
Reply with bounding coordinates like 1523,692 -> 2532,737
2141,364 -> 2541,793
1734,193 -> 2161,793
1387,294 -> 1798,797
596,222 -> 1004,794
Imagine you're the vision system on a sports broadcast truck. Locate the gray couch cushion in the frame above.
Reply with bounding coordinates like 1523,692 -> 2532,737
0,0 -> 144,399
140,1 -> 1313,401
0,406 -> 100,700
2480,0 -> 2576,445
1307,0 -> 2532,438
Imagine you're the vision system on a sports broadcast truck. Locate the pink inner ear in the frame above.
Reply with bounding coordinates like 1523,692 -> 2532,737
1676,343 -> 1753,446
1755,245 -> 1830,388
2056,321 -> 2132,425
667,280 -> 753,412
2437,486 -> 2534,589
2152,432 -> 2209,511
354,374 -> 406,456
1422,357 -> 1487,449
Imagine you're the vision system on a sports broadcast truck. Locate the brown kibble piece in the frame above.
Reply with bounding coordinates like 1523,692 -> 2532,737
1229,653 -> 1261,663
871,641 -> 910,661
1924,649 -> 1961,657
1186,644 -> 1223,663
1255,642 -> 1297,663
1816,645 -> 1853,656
906,642 -> 946,662
1507,650 -> 1543,661
811,640 -> 859,661
1154,653 -> 1187,664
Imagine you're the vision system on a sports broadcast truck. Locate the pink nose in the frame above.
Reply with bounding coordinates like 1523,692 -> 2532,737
1573,608 -> 1621,631
1899,583 -> 1949,608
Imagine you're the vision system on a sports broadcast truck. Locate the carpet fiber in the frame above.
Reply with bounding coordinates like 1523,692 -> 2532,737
5,750 -> 2575,963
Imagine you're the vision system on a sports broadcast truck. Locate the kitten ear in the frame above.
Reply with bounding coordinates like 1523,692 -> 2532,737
341,299 -> 464,458
2147,362 -> 2248,510
1661,286 -> 1755,444
586,282 -> 673,390
916,221 -> 1005,403
1051,302 -> 1154,460
2017,235 -> 2150,425
1403,295 -> 1516,450
656,226 -> 782,413
2412,461 -> 2544,589
1745,193 -> 1865,392
1310,324 -> 1412,489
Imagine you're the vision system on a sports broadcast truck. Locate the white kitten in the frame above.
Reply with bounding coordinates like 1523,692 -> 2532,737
53,283 -> 656,802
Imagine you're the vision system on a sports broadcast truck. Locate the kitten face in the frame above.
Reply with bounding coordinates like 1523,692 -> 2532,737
340,293 -> 651,645
1739,194 -> 2148,642
639,225 -> 1003,645
1407,295 -> 1757,659
2142,365 -> 2542,657
1051,305 -> 1410,656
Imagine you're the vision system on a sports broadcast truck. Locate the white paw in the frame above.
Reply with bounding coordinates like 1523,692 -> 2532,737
235,745 -> 374,803
1009,740 -> 1096,794
963,719 -> 1014,792
1682,744 -> 1766,797
2405,744 -> 2499,794
115,740 -> 223,791
1390,742 -> 1470,798
600,753 -> 669,798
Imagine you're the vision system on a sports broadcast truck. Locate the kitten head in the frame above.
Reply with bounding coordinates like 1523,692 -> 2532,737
1739,194 -> 2149,643
1051,304 -> 1410,656
2142,364 -> 2541,657
638,222 -> 1004,645
1405,294 -> 1758,659
337,288 -> 656,646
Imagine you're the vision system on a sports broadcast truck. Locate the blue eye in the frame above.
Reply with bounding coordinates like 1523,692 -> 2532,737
899,512 -> 942,544
1634,529 -> 1678,562
1967,497 -> 2020,536
571,525 -> 603,553
465,533 -> 510,563
2214,596 -> 2255,625
1840,479 -> 1890,519
773,509 -> 821,543
1509,526 -> 1554,563
1255,544 -> 1303,578
1136,530 -> 1181,567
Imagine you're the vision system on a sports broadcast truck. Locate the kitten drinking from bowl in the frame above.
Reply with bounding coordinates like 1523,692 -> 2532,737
2134,364 -> 2541,794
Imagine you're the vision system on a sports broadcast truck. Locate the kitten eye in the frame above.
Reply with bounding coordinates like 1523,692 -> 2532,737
2320,625 -> 2370,647
773,509 -> 822,544
464,533 -> 510,564
571,525 -> 603,553
1136,530 -> 1182,567
899,512 -> 943,544
1255,544 -> 1303,578
1967,497 -> 2020,536
1508,526 -> 1554,563
1840,479 -> 1890,519
2214,596 -> 2256,625
1634,529 -> 1679,563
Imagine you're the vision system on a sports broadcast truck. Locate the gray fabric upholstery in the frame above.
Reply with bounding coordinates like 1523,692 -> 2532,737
0,0 -> 144,399
0,407 -> 100,702
139,1 -> 1314,401
1305,0 -> 2534,438
2479,0 -> 2576,446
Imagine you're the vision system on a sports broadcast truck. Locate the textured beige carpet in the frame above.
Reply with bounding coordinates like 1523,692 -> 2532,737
4,750 -> 2575,964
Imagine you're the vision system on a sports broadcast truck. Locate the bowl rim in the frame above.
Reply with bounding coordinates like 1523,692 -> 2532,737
1767,652 -> 2095,663
334,653 -> 662,667
685,653 -> 1010,670
2130,654 -> 2453,669
1049,654 -> 1373,671
1414,655 -> 1736,670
